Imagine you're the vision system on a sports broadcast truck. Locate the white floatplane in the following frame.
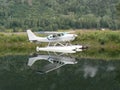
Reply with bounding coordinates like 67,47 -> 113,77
27,30 -> 87,53
28,54 -> 77,74
27,29 -> 77,44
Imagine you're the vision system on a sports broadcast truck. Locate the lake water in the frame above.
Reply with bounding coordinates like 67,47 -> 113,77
0,52 -> 120,90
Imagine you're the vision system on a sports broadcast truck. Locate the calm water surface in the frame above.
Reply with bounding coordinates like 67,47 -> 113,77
0,53 -> 120,90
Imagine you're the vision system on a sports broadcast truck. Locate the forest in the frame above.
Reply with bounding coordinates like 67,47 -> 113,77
0,0 -> 120,32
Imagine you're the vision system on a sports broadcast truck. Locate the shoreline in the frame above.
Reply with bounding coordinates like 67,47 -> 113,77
0,30 -> 120,60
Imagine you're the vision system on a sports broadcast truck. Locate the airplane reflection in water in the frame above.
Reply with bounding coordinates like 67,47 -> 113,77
28,53 -> 77,74
27,53 -> 116,76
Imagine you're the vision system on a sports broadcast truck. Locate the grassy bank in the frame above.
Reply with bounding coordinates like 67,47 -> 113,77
0,30 -> 120,59
73,30 -> 120,48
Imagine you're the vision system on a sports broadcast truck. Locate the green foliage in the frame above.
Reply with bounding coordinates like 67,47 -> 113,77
0,33 -> 27,43
0,0 -> 120,31
116,3 -> 120,15
74,30 -> 120,46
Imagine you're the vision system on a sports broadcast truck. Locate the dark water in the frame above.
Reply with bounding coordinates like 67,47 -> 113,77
0,53 -> 120,90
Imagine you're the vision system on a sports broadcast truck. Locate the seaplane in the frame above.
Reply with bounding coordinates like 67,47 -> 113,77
28,53 -> 77,74
27,29 -> 87,53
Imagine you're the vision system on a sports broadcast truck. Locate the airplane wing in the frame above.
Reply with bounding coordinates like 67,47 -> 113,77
37,31 -> 75,35
37,63 -> 65,74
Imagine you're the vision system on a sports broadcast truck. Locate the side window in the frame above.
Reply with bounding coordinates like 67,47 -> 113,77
61,33 -> 64,36
47,34 -> 61,40
50,36 -> 53,38
57,33 -> 64,37
47,35 -> 53,40
57,34 -> 61,37
53,35 -> 56,38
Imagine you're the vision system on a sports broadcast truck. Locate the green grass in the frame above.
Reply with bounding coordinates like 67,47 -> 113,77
73,30 -> 120,49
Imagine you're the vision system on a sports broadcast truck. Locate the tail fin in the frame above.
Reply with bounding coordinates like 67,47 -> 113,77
28,57 -> 37,66
27,29 -> 38,42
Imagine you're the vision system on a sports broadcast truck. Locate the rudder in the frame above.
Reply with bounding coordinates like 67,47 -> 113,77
27,29 -> 38,41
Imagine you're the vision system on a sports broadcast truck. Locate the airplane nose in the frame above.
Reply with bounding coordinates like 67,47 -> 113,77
74,34 -> 78,37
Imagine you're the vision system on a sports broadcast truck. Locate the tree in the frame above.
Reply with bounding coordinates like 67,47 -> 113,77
116,3 -> 120,16
0,0 -> 120,31
116,3 -> 120,11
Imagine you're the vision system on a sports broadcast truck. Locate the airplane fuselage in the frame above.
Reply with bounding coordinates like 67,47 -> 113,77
34,34 -> 76,43
27,29 -> 77,43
